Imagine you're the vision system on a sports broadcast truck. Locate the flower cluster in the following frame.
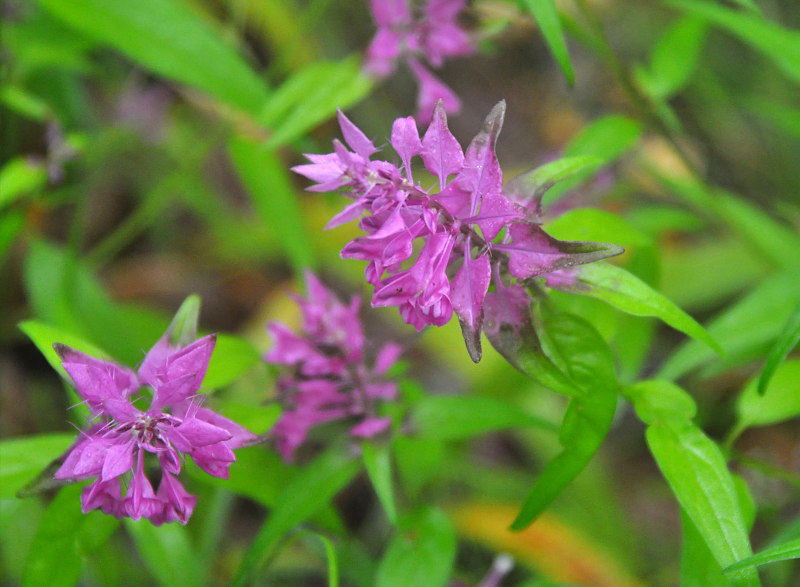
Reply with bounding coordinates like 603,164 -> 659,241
293,101 -> 623,361
53,319 -> 255,525
364,0 -> 473,121
265,271 -> 402,461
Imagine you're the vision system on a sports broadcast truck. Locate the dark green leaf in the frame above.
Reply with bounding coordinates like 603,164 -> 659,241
375,507 -> 456,587
362,442 -> 397,524
757,302 -> 800,395
412,395 -> 557,441
518,0 -> 575,85
228,137 -> 315,275
35,0 -> 269,114
233,448 -> 359,586
124,519 -> 206,587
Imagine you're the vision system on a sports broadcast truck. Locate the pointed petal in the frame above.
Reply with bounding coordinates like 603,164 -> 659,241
56,344 -> 138,411
101,441 -> 135,481
474,192 -> 523,241
421,100 -> 464,189
350,416 -> 391,438
458,100 -> 506,216
391,116 -> 423,180
408,59 -> 461,123
451,251 -> 491,362
175,417 -> 232,447
337,109 -> 376,159
374,342 -> 403,374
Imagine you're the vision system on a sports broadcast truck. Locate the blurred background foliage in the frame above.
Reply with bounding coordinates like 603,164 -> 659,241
2,0 -> 800,585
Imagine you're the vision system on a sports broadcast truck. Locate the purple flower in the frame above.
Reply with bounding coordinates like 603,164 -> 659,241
293,102 -> 623,362
364,0 -> 473,119
52,311 -> 255,525
265,272 -> 402,461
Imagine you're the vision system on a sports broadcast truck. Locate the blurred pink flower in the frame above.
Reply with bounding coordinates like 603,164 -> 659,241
265,271 -> 402,461
364,0 -> 473,119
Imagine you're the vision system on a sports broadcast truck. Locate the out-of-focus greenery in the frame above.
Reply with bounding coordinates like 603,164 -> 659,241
2,0 -> 800,586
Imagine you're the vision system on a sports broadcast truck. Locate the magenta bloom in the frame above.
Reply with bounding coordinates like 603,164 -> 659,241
265,272 -> 402,461
53,325 -> 255,525
293,102 -> 623,362
364,0 -> 473,120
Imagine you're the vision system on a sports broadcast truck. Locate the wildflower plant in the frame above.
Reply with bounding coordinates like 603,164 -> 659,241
5,0 -> 800,586
265,271 -> 402,460
47,297 -> 255,525
293,101 -> 623,362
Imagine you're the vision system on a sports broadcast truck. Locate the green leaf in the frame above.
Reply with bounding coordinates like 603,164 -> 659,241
164,295 -> 201,347
362,442 -> 397,524
233,448 -> 360,586
23,485 -> 119,587
658,266 -> 800,380
0,209 -> 25,265
228,136 -> 314,275
505,156 -> 603,202
725,537 -> 800,574
625,380 -> 759,586
511,313 -> 617,529
18,320 -> 108,380
556,261 -> 722,353
564,115 -> 643,163
0,157 -> 47,210
680,508 -> 731,587
35,0 -> 269,115
757,302 -> 800,395
260,57 -> 373,148
0,434 -> 74,499
735,360 -> 800,435
392,436 -> 445,499
667,0 -> 800,86
375,507 -> 456,587
124,519 -> 206,587
24,240 -> 167,366
518,0 -> 575,85
638,16 -> 707,99
204,334 -> 261,389
412,395 -> 557,441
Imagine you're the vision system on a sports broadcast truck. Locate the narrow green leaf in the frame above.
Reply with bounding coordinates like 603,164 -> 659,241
375,507 -> 456,587
164,295 -> 201,347
746,97 -> 800,140
0,434 -> 74,499
505,156 -> 603,202
640,16 -> 707,99
0,209 -> 25,264
228,136 -> 314,275
658,266 -> 800,380
412,395 -> 557,441
511,313 -> 617,529
35,0 -> 269,114
261,57 -> 373,148
757,302 -> 800,395
18,320 -> 107,380
124,519 -> 206,587
564,115 -> 643,163
680,508 -> 730,587
626,381 -> 758,586
557,261 -> 722,353
302,531 -> 340,587
362,442 -> 398,524
0,85 -> 52,121
392,436 -> 445,499
511,381 -> 616,530
518,0 -> 575,85
725,537 -> 800,573
233,448 -> 359,586
667,0 -> 800,85
0,157 -> 47,209
736,360 -> 800,434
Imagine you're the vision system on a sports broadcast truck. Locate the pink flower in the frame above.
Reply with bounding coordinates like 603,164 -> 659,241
293,103 -> 623,362
53,310 -> 255,525
364,0 -> 473,119
265,272 -> 402,461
